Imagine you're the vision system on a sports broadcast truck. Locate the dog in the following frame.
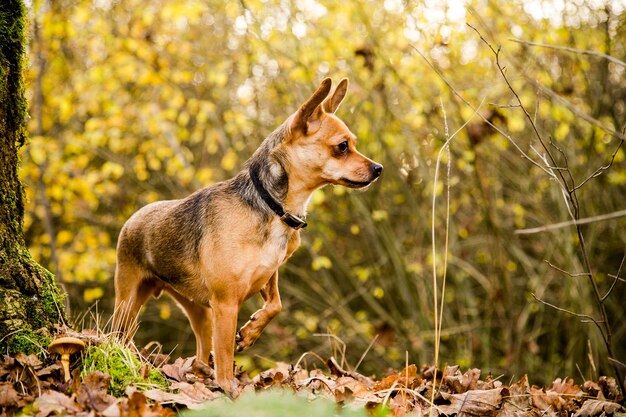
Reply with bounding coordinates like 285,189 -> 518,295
112,78 -> 383,395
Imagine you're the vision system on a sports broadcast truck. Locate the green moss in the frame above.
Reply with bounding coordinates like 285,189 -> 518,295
0,0 -> 29,147
8,330 -> 51,356
82,340 -> 167,397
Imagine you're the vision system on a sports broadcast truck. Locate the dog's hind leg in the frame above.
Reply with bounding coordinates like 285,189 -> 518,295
235,271 -> 282,352
165,289 -> 213,364
112,262 -> 154,342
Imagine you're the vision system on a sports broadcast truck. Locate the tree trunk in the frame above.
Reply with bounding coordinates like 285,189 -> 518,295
0,0 -> 65,353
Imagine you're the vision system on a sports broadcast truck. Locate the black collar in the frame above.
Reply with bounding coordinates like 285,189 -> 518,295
249,166 -> 307,230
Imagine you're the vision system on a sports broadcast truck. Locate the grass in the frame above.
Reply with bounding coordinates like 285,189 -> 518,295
81,337 -> 168,397
181,389 -> 388,417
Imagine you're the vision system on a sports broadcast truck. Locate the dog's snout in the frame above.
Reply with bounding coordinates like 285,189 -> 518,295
371,163 -> 383,178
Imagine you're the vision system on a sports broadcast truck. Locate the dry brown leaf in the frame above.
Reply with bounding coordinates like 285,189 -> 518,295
33,390 -> 82,417
444,366 -> 481,393
77,371 -> 116,412
333,376 -> 373,403
504,374 -> 532,411
549,377 -> 582,395
253,362 -> 295,389
142,381 -> 220,409
374,365 -> 418,391
0,382 -> 19,408
327,357 -> 374,387
191,358 -> 214,380
14,352 -> 43,369
583,380 -> 604,399
161,357 -> 195,382
116,391 -> 173,417
573,399 -> 625,417
438,387 -> 508,416
597,376 -> 622,401
35,363 -> 62,378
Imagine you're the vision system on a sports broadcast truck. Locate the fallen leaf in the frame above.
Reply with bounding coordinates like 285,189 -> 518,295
0,382 -> 19,408
444,366 -> 481,393
143,381 -> 220,409
33,391 -> 82,417
505,374 -> 532,411
118,391 -> 175,417
549,377 -> 581,395
161,357 -> 195,382
36,363 -> 62,378
15,353 -> 43,369
438,387 -> 508,416
573,399 -> 625,417
597,376 -> 622,401
373,365 -> 418,391
77,371 -> 116,412
191,358 -> 214,380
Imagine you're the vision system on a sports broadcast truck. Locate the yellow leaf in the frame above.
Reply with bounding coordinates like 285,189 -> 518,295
220,149 -> 238,171
159,302 -> 171,320
311,256 -> 332,271
84,287 -> 104,303
57,230 -> 73,245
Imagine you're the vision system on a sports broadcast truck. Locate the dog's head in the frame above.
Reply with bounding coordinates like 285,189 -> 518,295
284,78 -> 383,190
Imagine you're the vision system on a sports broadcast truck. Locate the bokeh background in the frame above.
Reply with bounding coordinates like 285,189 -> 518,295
20,0 -> 626,384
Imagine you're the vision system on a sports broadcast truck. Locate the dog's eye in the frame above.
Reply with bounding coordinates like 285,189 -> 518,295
337,141 -> 349,153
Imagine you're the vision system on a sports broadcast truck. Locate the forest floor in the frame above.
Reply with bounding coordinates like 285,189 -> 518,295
0,330 -> 624,416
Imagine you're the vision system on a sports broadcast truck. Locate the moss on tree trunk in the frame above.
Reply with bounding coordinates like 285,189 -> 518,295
0,0 -> 65,353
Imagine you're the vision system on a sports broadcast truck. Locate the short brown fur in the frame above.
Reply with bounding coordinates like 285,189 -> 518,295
113,78 -> 382,396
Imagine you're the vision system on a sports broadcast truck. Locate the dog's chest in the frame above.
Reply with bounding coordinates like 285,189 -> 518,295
258,221 -> 290,268
247,221 -> 292,291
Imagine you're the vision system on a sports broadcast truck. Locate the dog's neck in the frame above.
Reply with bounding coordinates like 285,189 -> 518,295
249,159 -> 312,228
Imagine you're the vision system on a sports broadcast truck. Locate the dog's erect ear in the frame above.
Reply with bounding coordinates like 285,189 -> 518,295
322,78 -> 348,114
290,78 -> 332,135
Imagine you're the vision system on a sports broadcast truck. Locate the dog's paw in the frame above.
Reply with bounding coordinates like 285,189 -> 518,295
218,378 -> 240,399
235,326 -> 259,352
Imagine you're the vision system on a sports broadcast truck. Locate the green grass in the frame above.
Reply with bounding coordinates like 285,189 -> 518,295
182,389 -> 389,417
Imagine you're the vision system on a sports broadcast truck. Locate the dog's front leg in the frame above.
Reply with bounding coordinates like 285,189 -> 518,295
236,271 -> 282,352
212,299 -> 240,397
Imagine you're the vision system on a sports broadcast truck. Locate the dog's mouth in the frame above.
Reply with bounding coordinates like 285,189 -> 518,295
338,177 -> 374,189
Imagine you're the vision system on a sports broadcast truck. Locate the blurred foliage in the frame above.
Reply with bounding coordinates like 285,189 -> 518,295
20,0 -> 625,385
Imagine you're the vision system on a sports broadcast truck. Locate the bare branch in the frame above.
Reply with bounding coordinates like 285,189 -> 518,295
515,209 -> 626,235
467,24 -> 572,201
544,260 -> 591,277
573,139 -> 623,191
509,38 -> 626,68
531,293 -> 603,332
602,251 -> 626,302
526,78 -> 626,142
409,45 -> 553,177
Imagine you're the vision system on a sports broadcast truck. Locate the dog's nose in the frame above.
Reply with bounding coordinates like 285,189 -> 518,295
371,163 -> 383,178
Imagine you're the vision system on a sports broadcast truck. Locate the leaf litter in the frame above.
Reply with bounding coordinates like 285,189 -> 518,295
0,345 -> 624,416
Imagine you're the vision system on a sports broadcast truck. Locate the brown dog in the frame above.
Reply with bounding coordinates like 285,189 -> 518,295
112,78 -> 382,395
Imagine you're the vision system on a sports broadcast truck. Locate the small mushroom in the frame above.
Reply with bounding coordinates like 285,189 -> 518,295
48,336 -> 85,382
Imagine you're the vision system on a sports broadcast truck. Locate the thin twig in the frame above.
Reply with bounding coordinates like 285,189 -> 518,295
602,251 -> 625,302
429,98 -> 484,417
526,79 -> 626,142
544,260 -> 591,277
573,140 -> 623,191
472,24 -> 624,394
509,38 -> 626,68
409,44 -> 554,177
468,24 -> 571,202
515,209 -> 626,234
354,335 -> 378,373
531,293 -> 601,329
